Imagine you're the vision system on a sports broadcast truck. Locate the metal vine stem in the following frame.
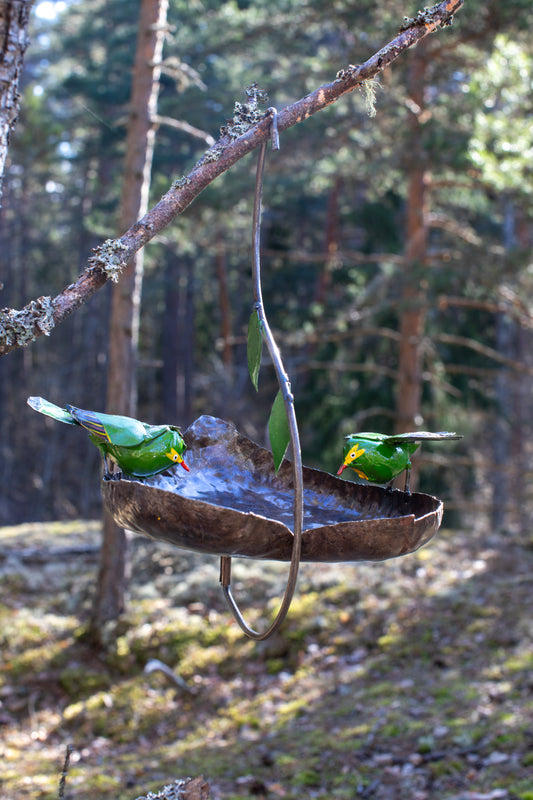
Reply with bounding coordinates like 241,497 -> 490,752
219,108 -> 304,641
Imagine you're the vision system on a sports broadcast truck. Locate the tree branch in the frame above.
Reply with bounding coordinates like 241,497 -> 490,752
438,292 -> 533,330
436,331 -> 533,376
153,113 -> 216,145
0,0 -> 463,356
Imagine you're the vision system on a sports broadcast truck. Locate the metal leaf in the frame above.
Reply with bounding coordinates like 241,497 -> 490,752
268,389 -> 290,474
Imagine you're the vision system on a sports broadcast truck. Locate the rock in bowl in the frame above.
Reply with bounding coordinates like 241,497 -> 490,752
101,415 -> 443,562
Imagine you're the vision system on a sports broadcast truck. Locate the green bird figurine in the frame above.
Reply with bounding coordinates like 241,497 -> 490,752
27,396 -> 189,479
337,430 -> 462,492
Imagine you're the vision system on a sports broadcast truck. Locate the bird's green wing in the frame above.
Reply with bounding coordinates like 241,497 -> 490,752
27,396 -> 76,425
344,432 -> 387,443
383,431 -> 463,445
66,405 -> 153,446
66,406 -> 114,440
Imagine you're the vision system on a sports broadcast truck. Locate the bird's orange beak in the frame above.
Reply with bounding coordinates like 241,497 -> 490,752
181,460 -> 190,472
337,463 -> 347,476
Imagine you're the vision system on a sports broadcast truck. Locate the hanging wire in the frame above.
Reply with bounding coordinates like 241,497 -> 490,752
219,109 -> 304,640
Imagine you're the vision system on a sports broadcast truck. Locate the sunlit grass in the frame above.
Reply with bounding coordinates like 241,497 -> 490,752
1,521 -> 533,798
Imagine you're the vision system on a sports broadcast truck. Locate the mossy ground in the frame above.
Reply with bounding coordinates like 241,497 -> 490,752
1,520 -> 533,799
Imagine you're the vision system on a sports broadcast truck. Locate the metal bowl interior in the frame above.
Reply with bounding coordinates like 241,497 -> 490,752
101,415 -> 443,562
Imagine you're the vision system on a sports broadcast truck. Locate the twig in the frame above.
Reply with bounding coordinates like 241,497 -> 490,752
144,658 -> 193,693
152,114 -> 215,146
0,0 -> 463,356
438,293 -> 533,329
58,744 -> 73,800
436,332 -> 533,375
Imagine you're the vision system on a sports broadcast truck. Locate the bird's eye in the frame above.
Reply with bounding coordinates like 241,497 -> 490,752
347,444 -> 365,462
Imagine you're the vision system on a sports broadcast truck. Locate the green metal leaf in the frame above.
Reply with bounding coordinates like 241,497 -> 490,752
247,310 -> 262,391
268,389 -> 290,474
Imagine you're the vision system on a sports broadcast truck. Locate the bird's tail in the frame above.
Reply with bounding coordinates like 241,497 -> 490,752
384,431 -> 463,445
27,396 -> 77,425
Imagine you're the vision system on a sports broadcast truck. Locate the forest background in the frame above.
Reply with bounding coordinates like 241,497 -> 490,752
1,0 -> 533,532
3,2 -> 533,799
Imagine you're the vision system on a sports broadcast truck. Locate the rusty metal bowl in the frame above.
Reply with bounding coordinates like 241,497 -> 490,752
101,415 -> 443,562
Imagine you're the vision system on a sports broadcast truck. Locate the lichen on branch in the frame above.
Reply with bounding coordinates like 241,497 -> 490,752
88,238 -> 129,283
0,296 -> 55,347
399,2 -> 457,32
220,83 -> 269,140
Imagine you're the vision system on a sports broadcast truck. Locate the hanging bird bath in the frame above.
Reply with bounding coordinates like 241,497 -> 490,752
102,415 -> 442,563
28,111 -> 452,642
101,111 -> 445,640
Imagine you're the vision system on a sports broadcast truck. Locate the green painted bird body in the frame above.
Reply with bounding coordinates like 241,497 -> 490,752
27,397 -> 189,478
337,431 -> 462,491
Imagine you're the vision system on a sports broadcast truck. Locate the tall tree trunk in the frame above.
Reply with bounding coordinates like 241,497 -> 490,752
315,176 -> 342,306
491,311 -> 512,530
215,229 -> 233,371
395,40 -> 430,485
162,254 -> 194,425
0,0 -> 32,203
162,255 -> 180,422
91,0 -> 168,635
491,198 -> 531,534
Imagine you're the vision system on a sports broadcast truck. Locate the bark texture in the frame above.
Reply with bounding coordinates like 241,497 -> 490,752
91,0 -> 169,631
396,39 -> 430,438
0,0 -> 32,203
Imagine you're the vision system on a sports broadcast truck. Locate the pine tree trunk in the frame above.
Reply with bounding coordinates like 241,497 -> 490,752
91,0 -> 168,634
491,198 -> 531,534
396,166 -> 428,430
0,0 -> 32,203
395,40 -> 430,487
162,254 -> 194,426
162,256 -> 181,422
315,176 -> 342,306
215,229 -> 233,371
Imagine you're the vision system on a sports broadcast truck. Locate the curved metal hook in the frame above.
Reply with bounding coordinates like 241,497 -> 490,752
220,108 -> 304,640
